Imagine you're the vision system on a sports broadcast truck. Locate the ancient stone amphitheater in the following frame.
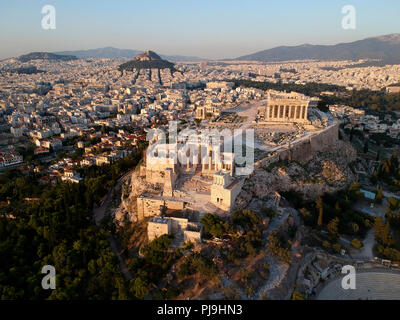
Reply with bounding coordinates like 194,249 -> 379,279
317,272 -> 400,300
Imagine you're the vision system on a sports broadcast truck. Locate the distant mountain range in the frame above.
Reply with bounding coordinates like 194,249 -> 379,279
9,34 -> 400,65
18,52 -> 77,62
234,34 -> 400,63
55,47 -> 206,62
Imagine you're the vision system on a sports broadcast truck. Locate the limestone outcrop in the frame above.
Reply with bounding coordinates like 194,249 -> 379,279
114,170 -> 162,224
235,140 -> 357,208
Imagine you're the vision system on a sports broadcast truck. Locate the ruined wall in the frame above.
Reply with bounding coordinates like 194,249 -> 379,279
165,199 -> 186,210
137,196 -> 163,220
145,168 -> 178,185
310,123 -> 339,153
170,217 -> 188,234
184,230 -> 202,244
136,195 -> 187,220
147,220 -> 170,241
258,123 -> 339,168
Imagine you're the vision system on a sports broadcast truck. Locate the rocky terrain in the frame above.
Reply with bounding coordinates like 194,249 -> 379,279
118,50 -> 179,73
114,168 -> 162,224
236,140 -> 357,208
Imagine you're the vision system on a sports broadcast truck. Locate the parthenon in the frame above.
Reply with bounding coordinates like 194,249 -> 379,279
257,90 -> 312,123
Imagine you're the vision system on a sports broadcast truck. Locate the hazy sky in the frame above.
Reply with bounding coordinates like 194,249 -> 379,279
0,0 -> 400,59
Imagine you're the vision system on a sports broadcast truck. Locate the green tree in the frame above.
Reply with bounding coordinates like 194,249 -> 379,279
333,243 -> 341,253
267,231 -> 291,263
131,277 -> 149,299
374,217 -> 394,247
351,238 -> 363,249
291,291 -> 305,300
200,213 -> 226,238
327,217 -> 340,241
348,181 -> 361,199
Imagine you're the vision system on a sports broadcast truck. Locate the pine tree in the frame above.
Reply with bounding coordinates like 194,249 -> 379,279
374,217 -> 385,241
374,217 -> 394,247
383,221 -> 394,247
327,217 -> 340,241
375,187 -> 383,204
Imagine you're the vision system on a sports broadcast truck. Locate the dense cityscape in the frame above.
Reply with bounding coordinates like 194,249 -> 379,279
2,2 -> 400,312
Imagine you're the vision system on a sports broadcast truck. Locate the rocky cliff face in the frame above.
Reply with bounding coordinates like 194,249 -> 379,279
235,140 -> 357,208
114,170 -> 162,225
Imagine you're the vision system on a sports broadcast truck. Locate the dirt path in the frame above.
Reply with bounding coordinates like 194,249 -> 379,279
93,170 -> 134,280
350,229 -> 374,260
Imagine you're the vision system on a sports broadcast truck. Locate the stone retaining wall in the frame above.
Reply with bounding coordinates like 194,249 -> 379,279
256,123 -> 339,169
